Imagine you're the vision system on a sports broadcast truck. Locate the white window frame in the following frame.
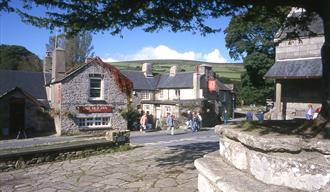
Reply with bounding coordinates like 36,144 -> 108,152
89,77 -> 104,100
78,116 -> 111,128
159,90 -> 164,99
141,91 -> 150,100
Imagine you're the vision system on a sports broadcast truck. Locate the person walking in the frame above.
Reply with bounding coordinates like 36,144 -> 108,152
223,109 -> 228,124
139,113 -> 147,132
192,112 -> 199,132
166,113 -> 175,135
197,112 -> 202,130
186,111 -> 193,129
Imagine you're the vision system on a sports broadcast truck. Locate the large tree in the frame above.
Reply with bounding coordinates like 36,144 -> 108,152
1,0 -> 329,123
0,44 -> 42,71
46,31 -> 94,70
225,6 -> 290,105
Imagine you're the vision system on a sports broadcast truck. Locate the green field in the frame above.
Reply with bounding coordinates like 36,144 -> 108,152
109,59 -> 244,83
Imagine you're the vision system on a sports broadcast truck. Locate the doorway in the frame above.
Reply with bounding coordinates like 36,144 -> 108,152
9,98 -> 25,137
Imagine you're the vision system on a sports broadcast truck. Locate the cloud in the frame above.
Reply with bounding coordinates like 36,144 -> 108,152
204,49 -> 227,63
102,45 -> 227,63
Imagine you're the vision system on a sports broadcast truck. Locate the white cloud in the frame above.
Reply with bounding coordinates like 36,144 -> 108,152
102,45 -> 227,63
204,49 -> 227,63
103,57 -> 118,62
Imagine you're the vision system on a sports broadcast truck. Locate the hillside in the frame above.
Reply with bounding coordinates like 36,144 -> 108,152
109,59 -> 244,83
0,44 -> 42,72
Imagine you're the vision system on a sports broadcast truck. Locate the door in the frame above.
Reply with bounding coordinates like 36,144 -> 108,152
9,98 -> 25,137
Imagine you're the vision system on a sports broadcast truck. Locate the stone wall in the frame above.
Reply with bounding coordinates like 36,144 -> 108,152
213,125 -> 330,191
276,36 -> 324,60
0,91 -> 54,139
59,62 -> 128,135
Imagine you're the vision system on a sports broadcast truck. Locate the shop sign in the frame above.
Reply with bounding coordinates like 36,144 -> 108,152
78,106 -> 113,113
208,80 -> 216,92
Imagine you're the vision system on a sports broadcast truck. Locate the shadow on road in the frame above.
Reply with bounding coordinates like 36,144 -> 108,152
155,141 -> 219,169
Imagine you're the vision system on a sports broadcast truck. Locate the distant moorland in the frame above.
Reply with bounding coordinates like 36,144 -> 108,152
108,59 -> 244,83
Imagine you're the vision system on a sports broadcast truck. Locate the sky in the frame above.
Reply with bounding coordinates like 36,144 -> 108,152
0,7 -> 238,63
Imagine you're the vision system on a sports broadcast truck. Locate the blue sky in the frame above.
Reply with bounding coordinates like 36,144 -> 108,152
1,8 -> 237,63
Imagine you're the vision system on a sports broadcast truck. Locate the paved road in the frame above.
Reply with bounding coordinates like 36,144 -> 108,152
131,128 -> 218,147
0,128 -> 219,192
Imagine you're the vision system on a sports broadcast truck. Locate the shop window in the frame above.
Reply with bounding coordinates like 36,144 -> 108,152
78,117 -> 110,128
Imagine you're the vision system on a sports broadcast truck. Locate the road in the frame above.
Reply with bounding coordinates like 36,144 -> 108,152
0,128 -> 219,192
130,128 -> 218,147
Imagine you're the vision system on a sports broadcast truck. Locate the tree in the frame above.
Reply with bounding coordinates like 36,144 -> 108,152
46,32 -> 94,70
1,0 -> 329,122
0,44 -> 42,71
224,6 -> 290,105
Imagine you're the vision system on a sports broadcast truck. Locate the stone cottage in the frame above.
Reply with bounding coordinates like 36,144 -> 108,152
122,63 -> 234,127
0,70 -> 54,139
48,48 -> 132,135
265,9 -> 323,120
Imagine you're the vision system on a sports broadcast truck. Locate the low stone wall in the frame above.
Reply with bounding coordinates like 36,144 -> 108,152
0,131 -> 130,172
195,124 -> 330,192
218,125 -> 330,191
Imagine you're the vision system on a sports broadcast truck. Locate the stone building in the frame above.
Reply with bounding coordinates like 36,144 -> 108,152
0,70 -> 54,139
265,9 -> 323,120
48,48 -> 132,135
122,63 -> 234,127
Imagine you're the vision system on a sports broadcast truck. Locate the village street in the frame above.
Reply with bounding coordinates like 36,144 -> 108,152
0,128 -> 219,192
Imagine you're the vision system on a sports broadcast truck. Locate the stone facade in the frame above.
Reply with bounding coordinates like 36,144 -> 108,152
52,61 -> 129,135
276,36 -> 324,60
0,89 -> 54,138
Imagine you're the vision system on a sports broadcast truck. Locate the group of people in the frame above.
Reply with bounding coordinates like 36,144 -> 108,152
186,111 -> 202,132
139,111 -> 153,132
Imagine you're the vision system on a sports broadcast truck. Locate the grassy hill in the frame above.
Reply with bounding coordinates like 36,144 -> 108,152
108,59 -> 244,83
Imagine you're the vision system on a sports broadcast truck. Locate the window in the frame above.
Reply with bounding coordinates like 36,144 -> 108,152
89,77 -> 103,100
175,89 -> 180,99
159,90 -> 164,99
78,117 -> 110,128
141,91 -> 150,100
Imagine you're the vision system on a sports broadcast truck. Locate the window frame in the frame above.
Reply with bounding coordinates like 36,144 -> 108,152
89,76 -> 104,100
78,116 -> 111,128
141,91 -> 150,100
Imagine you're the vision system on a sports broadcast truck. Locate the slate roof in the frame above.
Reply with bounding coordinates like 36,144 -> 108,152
157,72 -> 193,89
121,70 -> 158,90
275,13 -> 324,41
264,58 -> 322,79
0,87 -> 45,107
0,70 -> 49,100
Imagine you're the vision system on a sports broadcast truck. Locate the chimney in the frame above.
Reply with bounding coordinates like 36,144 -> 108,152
142,63 -> 153,77
193,65 -> 201,99
51,48 -> 66,82
169,65 -> 178,76
199,64 -> 213,78
43,51 -> 52,73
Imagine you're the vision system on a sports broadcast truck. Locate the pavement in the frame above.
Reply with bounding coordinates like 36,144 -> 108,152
0,128 -> 219,191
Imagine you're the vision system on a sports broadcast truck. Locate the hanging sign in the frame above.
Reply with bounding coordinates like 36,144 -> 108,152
78,106 -> 113,113
208,80 -> 216,92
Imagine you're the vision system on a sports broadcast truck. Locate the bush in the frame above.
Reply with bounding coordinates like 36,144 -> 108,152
120,106 -> 140,130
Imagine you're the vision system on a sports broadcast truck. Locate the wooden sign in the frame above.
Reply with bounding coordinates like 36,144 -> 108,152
208,80 -> 216,92
78,106 -> 113,113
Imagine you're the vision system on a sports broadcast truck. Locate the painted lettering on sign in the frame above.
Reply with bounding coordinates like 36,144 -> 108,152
208,80 -> 216,92
78,106 -> 113,113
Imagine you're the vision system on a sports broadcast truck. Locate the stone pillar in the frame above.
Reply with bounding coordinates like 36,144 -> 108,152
275,81 -> 282,117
